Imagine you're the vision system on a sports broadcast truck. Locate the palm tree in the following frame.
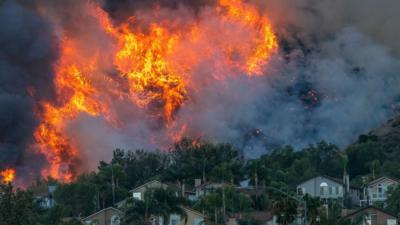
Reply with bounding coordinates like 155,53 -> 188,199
272,197 -> 298,225
303,195 -> 322,225
122,187 -> 187,225
121,198 -> 148,225
144,187 -> 187,225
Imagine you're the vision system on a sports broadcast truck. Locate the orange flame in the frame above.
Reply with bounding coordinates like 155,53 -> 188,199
1,169 -> 16,183
33,0 -> 278,181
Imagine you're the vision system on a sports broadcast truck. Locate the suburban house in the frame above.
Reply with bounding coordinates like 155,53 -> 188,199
193,181 -> 232,199
31,183 -> 58,209
129,179 -> 178,201
341,206 -> 398,225
82,207 -> 122,225
120,180 -> 206,225
151,207 -> 205,225
296,175 -> 360,204
361,176 -> 399,206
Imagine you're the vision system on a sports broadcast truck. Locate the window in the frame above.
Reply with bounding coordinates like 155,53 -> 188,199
133,192 -> 141,200
338,186 -> 343,195
320,182 -> 328,196
378,184 -> 383,193
170,215 -> 180,225
335,186 -> 339,195
329,186 -> 333,195
378,184 -> 384,198
297,187 -> 305,195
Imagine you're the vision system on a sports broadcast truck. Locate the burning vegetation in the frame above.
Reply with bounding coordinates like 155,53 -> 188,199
0,169 -> 16,183
4,0 -> 398,186
30,0 -> 278,182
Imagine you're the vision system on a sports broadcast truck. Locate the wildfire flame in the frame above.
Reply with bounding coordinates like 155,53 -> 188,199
1,169 -> 16,183
33,0 -> 278,182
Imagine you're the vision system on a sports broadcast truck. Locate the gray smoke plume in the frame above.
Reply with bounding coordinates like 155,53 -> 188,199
0,0 -> 57,172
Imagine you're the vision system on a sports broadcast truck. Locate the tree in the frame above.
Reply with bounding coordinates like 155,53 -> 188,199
303,195 -> 322,225
35,204 -> 68,225
165,138 -> 242,191
0,184 -> 38,225
144,187 -> 187,224
53,177 -> 97,217
346,141 -> 384,177
194,186 -> 252,224
385,185 -> 400,215
123,187 -> 186,225
112,149 -> 169,189
271,197 -> 298,225
94,162 -> 128,208
121,198 -> 148,225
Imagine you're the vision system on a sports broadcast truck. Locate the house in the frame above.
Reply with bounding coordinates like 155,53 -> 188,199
82,207 -> 122,225
121,180 -> 206,225
296,175 -> 360,204
129,179 -> 177,201
184,191 -> 198,201
151,207 -> 205,225
30,184 -> 58,209
341,206 -> 397,225
361,176 -> 399,206
227,211 -> 277,225
193,181 -> 232,199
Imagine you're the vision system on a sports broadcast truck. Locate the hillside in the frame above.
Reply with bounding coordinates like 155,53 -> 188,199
369,116 -> 400,160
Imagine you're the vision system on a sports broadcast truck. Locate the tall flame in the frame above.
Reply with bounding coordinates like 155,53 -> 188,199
33,0 -> 278,182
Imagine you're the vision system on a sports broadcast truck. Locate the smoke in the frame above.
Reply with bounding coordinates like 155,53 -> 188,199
48,0 -> 400,164
254,0 -> 400,55
0,0 -> 57,172
2,0 -> 400,175
170,26 -> 400,157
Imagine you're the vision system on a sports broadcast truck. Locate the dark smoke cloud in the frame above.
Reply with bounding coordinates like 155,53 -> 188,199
254,0 -> 400,55
0,0 -> 57,169
102,0 -> 213,22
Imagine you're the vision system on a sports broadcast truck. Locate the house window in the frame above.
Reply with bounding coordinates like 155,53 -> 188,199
335,186 -> 339,195
338,186 -> 343,195
170,215 -> 180,225
378,184 -> 383,193
329,186 -> 333,195
378,184 -> 384,198
320,182 -> 328,196
297,187 -> 305,195
133,192 -> 141,200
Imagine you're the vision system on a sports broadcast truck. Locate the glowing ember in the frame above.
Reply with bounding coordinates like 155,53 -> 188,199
34,0 -> 279,181
1,169 -> 16,183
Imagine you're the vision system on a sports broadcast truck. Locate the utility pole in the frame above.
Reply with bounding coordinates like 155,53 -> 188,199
111,164 -> 115,205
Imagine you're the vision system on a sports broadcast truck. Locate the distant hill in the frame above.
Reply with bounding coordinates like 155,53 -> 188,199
368,116 -> 400,160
